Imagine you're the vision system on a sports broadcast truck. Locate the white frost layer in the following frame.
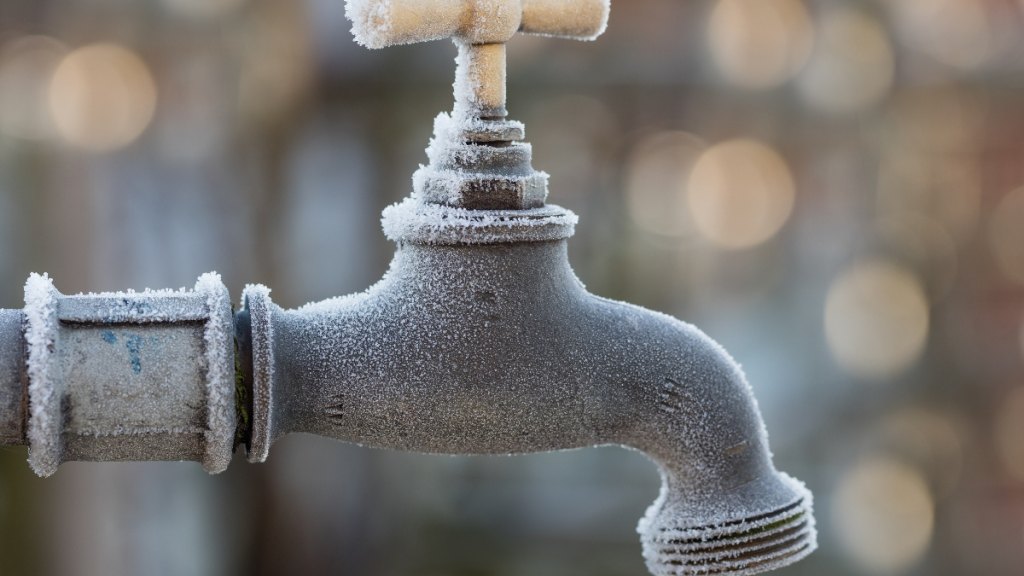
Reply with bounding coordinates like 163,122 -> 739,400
346,0 -> 515,47
453,42 -> 507,114
345,0 -> 391,48
638,473 -> 817,576
242,284 -> 275,463
346,0 -> 610,48
426,112 -> 526,164
23,272 -> 236,476
412,167 -> 549,207
381,197 -> 577,245
69,287 -> 192,297
521,0 -> 611,41
24,273 -> 61,477
439,112 -> 525,141
196,272 -> 236,474
415,112 -> 546,207
346,0 -> 610,114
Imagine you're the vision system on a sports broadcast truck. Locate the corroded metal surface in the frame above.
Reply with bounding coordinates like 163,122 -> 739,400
20,274 -> 236,476
0,309 -> 24,445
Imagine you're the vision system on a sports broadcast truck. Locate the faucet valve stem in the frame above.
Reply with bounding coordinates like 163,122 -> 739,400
347,0 -> 610,120
346,0 -> 610,210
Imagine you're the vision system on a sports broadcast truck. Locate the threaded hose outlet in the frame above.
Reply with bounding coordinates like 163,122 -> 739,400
638,474 -> 816,576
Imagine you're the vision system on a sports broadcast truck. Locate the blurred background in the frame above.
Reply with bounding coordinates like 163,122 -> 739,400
0,0 -> 1023,574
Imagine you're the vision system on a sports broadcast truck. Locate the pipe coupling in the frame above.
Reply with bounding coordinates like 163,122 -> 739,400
381,198 -> 578,245
23,273 -> 236,477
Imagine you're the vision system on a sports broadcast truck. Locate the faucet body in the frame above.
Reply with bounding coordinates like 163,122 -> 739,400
238,201 -> 815,575
258,238 -> 764,467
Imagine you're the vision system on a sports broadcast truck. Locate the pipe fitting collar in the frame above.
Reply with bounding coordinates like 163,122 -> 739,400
381,197 -> 578,245
240,284 -> 275,463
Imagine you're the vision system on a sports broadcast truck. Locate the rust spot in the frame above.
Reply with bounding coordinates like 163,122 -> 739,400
725,440 -> 750,457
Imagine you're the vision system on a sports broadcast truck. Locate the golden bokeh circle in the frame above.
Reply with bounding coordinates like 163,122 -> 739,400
833,458 -> 935,574
49,43 -> 157,152
708,0 -> 814,89
988,187 -> 1024,285
825,260 -> 930,379
686,139 -> 795,249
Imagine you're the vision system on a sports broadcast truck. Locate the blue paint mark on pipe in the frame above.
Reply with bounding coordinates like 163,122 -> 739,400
101,331 -> 117,344
125,335 -> 143,374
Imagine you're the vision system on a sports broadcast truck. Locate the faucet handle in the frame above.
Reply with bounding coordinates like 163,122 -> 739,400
346,0 -> 610,118
347,0 -> 610,47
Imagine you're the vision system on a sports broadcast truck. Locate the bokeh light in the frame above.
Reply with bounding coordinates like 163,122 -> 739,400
49,43 -> 157,152
686,139 -> 795,250
994,387 -> 1024,481
161,0 -> 246,20
237,1 -> 313,121
885,0 -> 995,70
625,131 -> 706,237
798,7 -> 894,114
833,457 -> 935,574
707,0 -> 814,90
825,260 -> 930,380
888,89 -> 987,155
874,212 -> 958,301
0,36 -> 67,141
877,153 -> 982,247
527,94 -> 617,207
874,409 -> 964,498
1020,318 -> 1024,363
988,186 -> 1024,285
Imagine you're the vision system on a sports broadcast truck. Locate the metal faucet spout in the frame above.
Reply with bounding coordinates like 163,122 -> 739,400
240,228 -> 815,575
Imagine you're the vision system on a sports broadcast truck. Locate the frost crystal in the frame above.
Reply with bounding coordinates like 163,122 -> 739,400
24,273 -> 61,476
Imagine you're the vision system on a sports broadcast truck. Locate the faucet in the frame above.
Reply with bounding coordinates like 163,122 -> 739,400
0,1 -> 816,574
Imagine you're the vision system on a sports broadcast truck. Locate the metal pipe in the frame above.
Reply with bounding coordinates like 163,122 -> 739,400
20,274 -> 236,476
0,309 -> 25,445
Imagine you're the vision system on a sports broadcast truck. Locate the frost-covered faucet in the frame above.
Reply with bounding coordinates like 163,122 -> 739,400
349,0 -> 614,211
0,1 -> 816,574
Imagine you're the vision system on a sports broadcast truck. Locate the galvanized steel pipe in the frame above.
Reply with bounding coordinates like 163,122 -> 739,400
0,309 -> 24,445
